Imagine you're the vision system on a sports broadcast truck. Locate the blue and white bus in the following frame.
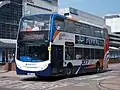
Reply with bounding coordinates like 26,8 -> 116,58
15,14 -> 109,77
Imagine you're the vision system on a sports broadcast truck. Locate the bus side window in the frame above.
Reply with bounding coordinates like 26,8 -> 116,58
94,49 -> 100,59
104,30 -> 108,39
65,19 -> 76,33
54,18 -> 65,30
65,47 -> 74,60
84,48 -> 90,59
75,48 -> 83,60
90,49 -> 95,59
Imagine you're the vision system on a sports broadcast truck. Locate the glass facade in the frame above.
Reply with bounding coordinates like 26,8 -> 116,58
0,0 -> 22,39
0,0 -> 22,63
0,0 -> 58,63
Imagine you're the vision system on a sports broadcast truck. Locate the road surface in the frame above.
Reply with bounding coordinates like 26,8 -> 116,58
0,63 -> 120,90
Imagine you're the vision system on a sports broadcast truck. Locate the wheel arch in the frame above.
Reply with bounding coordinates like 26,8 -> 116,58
67,62 -> 73,68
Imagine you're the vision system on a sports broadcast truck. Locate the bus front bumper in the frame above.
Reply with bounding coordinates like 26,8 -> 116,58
16,64 -> 52,77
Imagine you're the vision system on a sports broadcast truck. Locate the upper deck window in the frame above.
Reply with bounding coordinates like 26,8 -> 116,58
54,17 -> 65,30
20,15 -> 50,32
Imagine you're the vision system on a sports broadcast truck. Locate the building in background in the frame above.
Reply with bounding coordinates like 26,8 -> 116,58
0,0 -> 22,63
105,14 -> 120,33
23,0 -> 58,16
0,0 -> 58,63
105,14 -> 120,59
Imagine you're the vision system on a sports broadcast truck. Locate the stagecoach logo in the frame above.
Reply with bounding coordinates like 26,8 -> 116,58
59,33 -> 67,40
26,63 -> 36,66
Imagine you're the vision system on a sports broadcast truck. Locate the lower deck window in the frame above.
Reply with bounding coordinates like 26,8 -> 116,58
65,47 -> 74,60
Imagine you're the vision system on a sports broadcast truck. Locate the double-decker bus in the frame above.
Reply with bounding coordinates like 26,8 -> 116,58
15,14 -> 109,77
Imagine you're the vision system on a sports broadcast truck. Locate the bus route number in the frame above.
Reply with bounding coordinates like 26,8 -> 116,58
82,59 -> 89,65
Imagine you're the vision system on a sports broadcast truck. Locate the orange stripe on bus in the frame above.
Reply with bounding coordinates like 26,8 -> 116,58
68,17 -> 77,22
52,30 -> 61,42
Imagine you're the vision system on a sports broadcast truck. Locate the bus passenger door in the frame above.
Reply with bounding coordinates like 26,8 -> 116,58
51,45 -> 63,74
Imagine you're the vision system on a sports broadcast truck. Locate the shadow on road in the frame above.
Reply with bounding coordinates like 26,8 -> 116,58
21,69 -> 112,82
21,76 -> 67,82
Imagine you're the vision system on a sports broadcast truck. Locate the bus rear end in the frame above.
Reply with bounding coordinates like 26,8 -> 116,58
103,28 -> 109,70
15,14 -> 52,77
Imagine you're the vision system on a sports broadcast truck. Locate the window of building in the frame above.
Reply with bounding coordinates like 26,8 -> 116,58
0,1 -> 22,39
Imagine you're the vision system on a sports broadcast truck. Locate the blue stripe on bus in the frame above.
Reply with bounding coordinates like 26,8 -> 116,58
20,56 -> 42,62
49,14 -> 67,42
35,64 -> 52,77
49,14 -> 55,42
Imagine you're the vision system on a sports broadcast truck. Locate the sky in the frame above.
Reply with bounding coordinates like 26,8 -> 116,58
59,0 -> 120,17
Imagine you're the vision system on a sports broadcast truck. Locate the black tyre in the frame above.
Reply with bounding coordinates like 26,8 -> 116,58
96,64 -> 101,73
66,68 -> 72,76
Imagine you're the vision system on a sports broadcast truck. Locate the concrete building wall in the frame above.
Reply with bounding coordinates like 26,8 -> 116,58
105,14 -> 120,55
106,17 -> 120,33
0,0 -> 22,63
23,0 -> 58,16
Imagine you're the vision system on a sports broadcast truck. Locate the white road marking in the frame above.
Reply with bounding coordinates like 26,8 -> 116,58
73,75 -> 100,80
74,83 -> 90,86
88,75 -> 100,78
109,71 -> 120,73
47,82 -> 74,90
92,76 -> 116,81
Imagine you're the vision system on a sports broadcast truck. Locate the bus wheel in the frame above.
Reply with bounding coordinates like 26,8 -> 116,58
96,63 -> 100,73
66,68 -> 72,76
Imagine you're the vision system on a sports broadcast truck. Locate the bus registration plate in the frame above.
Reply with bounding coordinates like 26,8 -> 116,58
27,73 -> 35,76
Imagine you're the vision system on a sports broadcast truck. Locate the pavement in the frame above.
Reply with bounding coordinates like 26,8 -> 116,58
99,77 -> 120,90
99,63 -> 120,90
0,65 -> 17,78
0,64 -> 120,90
98,63 -> 120,90
0,65 -> 7,73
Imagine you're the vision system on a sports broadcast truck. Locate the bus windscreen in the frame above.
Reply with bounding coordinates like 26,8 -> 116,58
17,15 -> 50,62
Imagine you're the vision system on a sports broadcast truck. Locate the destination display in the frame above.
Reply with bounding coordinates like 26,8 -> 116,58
23,34 -> 44,40
20,31 -> 48,41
